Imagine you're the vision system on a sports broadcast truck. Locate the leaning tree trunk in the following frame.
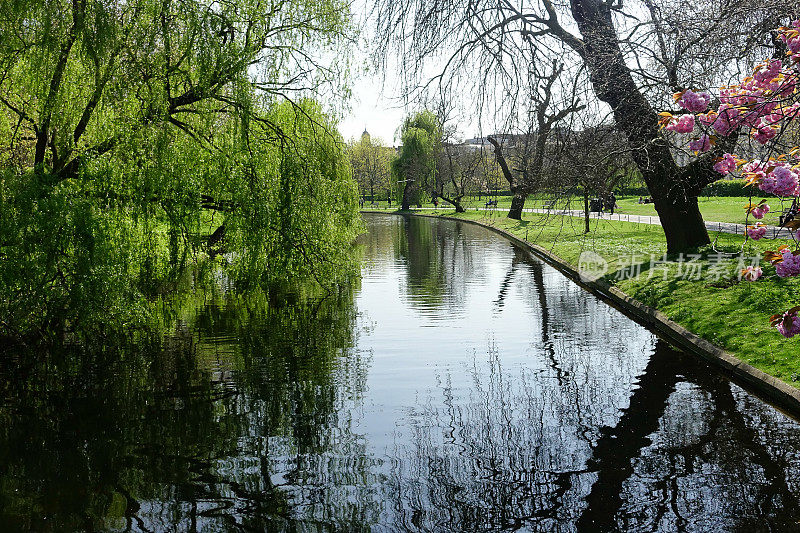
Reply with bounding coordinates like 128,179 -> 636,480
401,181 -> 411,211
450,199 -> 467,213
486,137 -> 529,221
569,0 -> 712,252
440,194 -> 466,213
508,192 -> 527,220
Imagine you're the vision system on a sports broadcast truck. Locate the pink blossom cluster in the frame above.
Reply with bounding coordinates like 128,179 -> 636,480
763,165 -> 799,197
751,203 -> 770,219
678,90 -> 711,113
775,310 -> 800,338
710,104 -> 741,136
779,21 -> 800,54
741,265 -> 763,281
743,161 -> 800,197
664,20 -> 800,337
688,134 -> 711,153
747,225 -> 767,240
713,153 -> 737,175
674,55 -> 799,155
754,59 -> 783,85
775,249 -> 800,277
718,61 -> 796,104
665,114 -> 695,133
752,123 -> 778,144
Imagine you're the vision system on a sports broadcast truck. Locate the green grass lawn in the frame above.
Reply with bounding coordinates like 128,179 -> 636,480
615,196 -> 795,226
376,207 -> 800,387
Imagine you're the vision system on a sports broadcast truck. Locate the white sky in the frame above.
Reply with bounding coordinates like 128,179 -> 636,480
336,0 -> 405,145
334,0 -> 525,146
337,69 -> 407,145
336,56 -> 484,146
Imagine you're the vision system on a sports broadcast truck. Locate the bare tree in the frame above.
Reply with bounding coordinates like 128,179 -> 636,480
373,0 -> 797,251
434,142 -> 486,212
554,123 -> 636,233
484,59 -> 586,219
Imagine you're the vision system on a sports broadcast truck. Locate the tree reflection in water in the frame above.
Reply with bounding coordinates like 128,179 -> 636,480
0,283 -> 376,531
387,341 -> 800,531
2,214 -> 800,531
382,221 -> 800,531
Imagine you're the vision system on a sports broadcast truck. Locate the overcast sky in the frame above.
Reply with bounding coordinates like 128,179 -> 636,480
337,69 -> 407,145
335,2 -> 486,146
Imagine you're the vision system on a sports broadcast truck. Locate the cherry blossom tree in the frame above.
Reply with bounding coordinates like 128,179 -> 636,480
660,21 -> 800,337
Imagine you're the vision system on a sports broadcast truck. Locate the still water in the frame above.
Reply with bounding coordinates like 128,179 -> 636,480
2,213 -> 800,531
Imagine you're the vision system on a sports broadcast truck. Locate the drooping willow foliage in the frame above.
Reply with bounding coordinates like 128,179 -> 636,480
0,0 -> 362,338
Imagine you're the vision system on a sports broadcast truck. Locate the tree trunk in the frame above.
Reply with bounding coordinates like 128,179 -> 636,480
442,196 -> 466,213
654,196 -> 710,253
401,181 -> 411,210
569,0 -> 712,251
507,192 -> 526,220
584,191 -> 590,234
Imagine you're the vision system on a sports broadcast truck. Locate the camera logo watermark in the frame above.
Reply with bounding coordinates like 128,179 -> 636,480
578,251 -> 609,282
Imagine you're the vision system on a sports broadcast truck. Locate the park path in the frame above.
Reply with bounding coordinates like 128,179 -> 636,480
479,206 -> 790,239
369,203 -> 790,238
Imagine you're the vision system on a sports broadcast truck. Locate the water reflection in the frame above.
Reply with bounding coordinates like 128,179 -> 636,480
0,286 -> 374,531
1,213 -> 800,531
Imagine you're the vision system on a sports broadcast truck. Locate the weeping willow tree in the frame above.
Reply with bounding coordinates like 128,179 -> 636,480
392,111 -> 442,210
0,0 -> 361,338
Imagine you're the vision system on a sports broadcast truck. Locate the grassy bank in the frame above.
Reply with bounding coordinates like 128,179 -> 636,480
615,196 -> 793,226
374,208 -> 800,387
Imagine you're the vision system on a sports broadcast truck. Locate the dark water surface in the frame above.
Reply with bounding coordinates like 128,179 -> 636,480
3,213 -> 800,531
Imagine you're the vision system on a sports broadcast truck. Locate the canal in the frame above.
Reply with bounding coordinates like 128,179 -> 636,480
2,213 -> 800,531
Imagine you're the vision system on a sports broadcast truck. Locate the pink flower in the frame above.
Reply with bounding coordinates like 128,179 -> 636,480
666,114 -> 695,133
713,153 -> 737,175
747,225 -> 768,240
698,111 -> 717,126
688,135 -> 711,153
754,59 -> 783,86
780,103 -> 800,123
741,265 -> 763,281
776,249 -> 800,277
772,166 -> 799,197
780,26 -> 800,53
752,123 -> 778,144
787,37 -> 800,54
712,104 -> 741,136
678,90 -> 711,113
751,203 -> 770,219
755,164 -> 799,197
774,309 -> 800,338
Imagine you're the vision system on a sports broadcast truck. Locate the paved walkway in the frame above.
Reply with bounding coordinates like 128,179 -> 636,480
523,208 -> 790,239
367,205 -> 792,239
468,206 -> 790,239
